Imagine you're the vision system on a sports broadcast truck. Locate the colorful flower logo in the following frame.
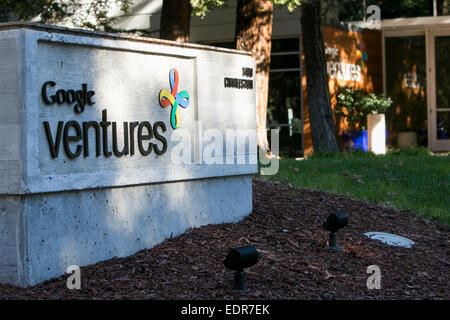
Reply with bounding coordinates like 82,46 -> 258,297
356,41 -> 368,70
159,68 -> 190,129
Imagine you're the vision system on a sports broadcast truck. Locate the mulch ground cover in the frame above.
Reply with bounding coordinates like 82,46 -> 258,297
1,179 -> 448,300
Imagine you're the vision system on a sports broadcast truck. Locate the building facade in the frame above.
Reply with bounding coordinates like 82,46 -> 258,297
27,0 -> 449,153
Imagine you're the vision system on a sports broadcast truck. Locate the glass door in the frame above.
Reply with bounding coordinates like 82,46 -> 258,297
385,35 -> 427,148
268,38 -> 303,157
430,31 -> 450,151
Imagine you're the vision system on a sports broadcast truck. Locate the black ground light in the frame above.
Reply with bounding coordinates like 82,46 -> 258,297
322,211 -> 348,251
224,245 -> 258,291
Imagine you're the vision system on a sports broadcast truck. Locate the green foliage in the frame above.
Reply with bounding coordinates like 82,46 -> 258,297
260,154 -> 450,225
191,0 -> 226,18
190,0 -> 304,19
0,0 -> 305,26
345,148 -> 377,157
310,148 -> 376,159
387,146 -> 433,156
0,0 -> 68,22
336,86 -> 393,130
273,0 -> 303,12
335,87 -> 366,130
0,0 -> 133,30
309,150 -> 348,159
0,0 -> 309,31
338,0 -> 445,21
361,93 -> 393,115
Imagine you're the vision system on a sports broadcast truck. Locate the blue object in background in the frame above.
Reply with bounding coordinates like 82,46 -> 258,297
343,130 -> 389,152
343,130 -> 368,151
418,129 -> 428,146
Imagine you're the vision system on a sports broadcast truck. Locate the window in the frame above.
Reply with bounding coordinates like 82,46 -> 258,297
385,36 -> 428,146
268,38 -> 303,157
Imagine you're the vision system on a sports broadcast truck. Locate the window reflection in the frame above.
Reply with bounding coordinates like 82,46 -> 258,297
435,36 -> 450,110
385,36 -> 428,146
268,38 -> 302,157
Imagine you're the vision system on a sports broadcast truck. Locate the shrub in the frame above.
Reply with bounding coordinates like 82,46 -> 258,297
336,86 -> 393,130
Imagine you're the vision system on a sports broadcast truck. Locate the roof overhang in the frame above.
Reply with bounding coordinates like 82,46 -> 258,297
381,16 -> 450,32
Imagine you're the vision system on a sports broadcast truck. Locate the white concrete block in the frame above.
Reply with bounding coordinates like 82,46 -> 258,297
367,114 -> 386,155
0,23 -> 257,287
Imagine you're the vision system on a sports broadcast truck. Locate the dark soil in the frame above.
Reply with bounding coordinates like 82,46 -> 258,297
1,179 -> 448,300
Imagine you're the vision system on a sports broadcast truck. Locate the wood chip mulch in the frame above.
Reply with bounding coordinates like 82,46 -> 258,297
1,179 -> 448,300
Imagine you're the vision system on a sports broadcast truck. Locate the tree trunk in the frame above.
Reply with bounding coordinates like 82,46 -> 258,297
234,0 -> 273,153
301,0 -> 339,152
160,0 -> 191,42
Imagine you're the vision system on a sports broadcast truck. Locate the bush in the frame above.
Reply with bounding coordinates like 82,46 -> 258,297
361,93 -> 393,115
336,86 -> 393,130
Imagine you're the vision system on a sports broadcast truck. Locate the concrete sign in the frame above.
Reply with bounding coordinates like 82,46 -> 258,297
0,23 -> 257,287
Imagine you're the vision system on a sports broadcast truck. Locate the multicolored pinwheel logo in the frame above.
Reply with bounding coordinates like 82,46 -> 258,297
356,41 -> 368,70
159,68 -> 190,129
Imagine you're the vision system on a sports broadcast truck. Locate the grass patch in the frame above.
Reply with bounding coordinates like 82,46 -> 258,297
260,148 -> 450,225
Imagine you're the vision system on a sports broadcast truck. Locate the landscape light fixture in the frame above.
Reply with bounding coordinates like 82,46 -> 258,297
322,211 -> 348,251
224,245 -> 258,291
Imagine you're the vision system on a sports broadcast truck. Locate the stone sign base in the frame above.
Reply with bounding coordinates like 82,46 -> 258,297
0,175 -> 252,287
0,23 -> 257,288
